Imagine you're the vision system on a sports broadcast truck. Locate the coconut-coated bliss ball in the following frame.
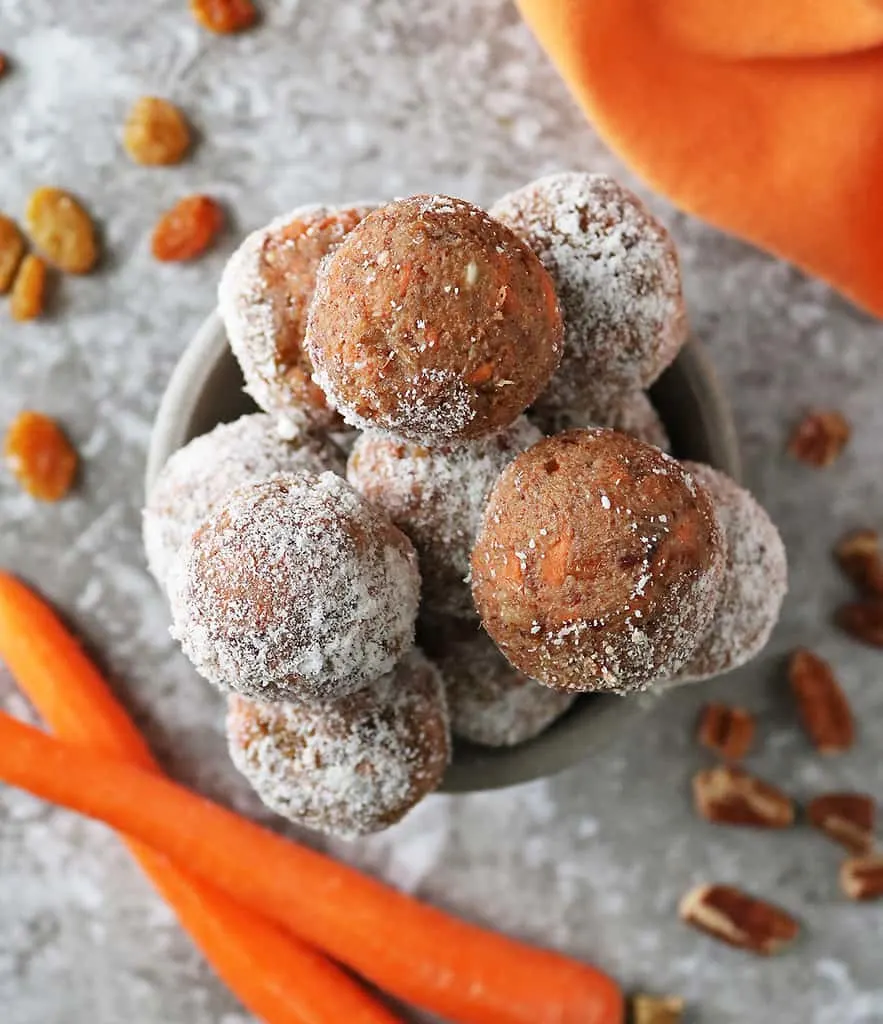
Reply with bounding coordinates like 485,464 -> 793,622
226,648 -> 450,838
470,429 -> 725,694
669,462 -> 787,684
418,614 -> 575,747
346,416 -> 542,618
219,203 -> 375,432
491,172 -> 687,414
143,413 -> 345,591
168,472 -> 421,703
305,194 -> 564,444
530,389 -> 671,453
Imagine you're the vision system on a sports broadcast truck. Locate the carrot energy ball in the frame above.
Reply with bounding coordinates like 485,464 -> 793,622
168,472 -> 420,703
347,416 -> 542,618
226,648 -> 450,838
669,463 -> 787,684
491,172 -> 687,414
143,413 -> 345,590
418,614 -> 575,747
219,204 -> 375,433
305,195 -> 564,444
531,390 -> 671,453
470,429 -> 725,694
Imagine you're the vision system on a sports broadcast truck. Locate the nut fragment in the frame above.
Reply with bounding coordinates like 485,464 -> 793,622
190,0 -> 258,33
25,187 -> 98,274
151,195 -> 223,262
10,255 -> 47,321
679,884 -> 799,955
840,854 -> 883,902
0,213 -> 25,294
836,600 -> 883,648
4,411 -> 77,501
693,765 -> 794,828
788,410 -> 850,467
808,792 -> 875,855
123,97 -> 191,166
697,703 -> 755,760
632,994 -> 684,1024
835,529 -> 883,596
788,649 -> 854,754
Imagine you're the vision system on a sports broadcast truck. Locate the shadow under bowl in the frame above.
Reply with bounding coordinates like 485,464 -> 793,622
147,311 -> 740,793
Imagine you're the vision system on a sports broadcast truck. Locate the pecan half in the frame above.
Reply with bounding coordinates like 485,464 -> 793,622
836,601 -> 883,648
697,703 -> 755,760
632,994 -> 684,1024
808,792 -> 875,855
693,765 -> 794,828
835,529 -> 883,596
679,884 -> 799,955
788,410 -> 850,468
788,649 -> 854,754
840,854 -> 883,902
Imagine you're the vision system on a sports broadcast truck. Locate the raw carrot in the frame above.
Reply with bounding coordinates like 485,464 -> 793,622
0,574 -> 398,1024
0,710 -> 623,1024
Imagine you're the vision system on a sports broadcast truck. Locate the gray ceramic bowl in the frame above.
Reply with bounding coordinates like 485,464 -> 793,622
147,311 -> 740,793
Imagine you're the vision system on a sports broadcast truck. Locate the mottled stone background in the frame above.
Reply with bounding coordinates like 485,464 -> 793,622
1,2 -> 881,1022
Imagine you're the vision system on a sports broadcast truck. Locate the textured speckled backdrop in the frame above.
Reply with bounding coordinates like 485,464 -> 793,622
1,3 -> 882,1022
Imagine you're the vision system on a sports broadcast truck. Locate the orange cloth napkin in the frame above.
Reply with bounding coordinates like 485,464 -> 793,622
515,0 -> 883,317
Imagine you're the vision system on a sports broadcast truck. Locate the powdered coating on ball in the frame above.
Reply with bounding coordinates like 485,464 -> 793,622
418,614 -> 575,747
305,195 -> 564,444
491,173 -> 687,412
347,416 -> 542,618
226,648 -> 450,838
471,429 -> 725,693
143,413 -> 345,591
670,463 -> 787,684
168,472 -> 420,703
219,204 -> 375,432
531,390 -> 671,453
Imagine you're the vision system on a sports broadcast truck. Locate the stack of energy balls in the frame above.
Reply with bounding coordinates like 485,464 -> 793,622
143,174 -> 787,839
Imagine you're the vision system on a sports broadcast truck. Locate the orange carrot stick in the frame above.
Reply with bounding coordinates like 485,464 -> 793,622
0,710 -> 623,1024
0,574 -> 399,1024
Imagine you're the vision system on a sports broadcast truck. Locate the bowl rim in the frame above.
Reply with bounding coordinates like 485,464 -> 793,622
147,310 -> 741,793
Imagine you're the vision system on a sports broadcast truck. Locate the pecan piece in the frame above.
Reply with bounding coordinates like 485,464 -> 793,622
693,765 -> 794,827
808,792 -> 875,855
835,529 -> 883,596
788,649 -> 854,754
679,884 -> 799,954
788,410 -> 850,467
840,855 -> 883,901
836,601 -> 883,648
697,703 -> 755,760
632,994 -> 684,1024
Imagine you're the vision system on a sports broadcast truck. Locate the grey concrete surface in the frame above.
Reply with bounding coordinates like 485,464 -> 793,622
1,2 -> 881,1022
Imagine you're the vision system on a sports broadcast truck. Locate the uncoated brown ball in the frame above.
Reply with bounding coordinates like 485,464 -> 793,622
470,429 -> 725,693
305,195 -> 564,444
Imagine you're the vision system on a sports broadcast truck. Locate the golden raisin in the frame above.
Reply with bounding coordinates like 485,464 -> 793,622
25,187 -> 98,274
190,0 -> 258,33
123,97 -> 191,166
4,412 -> 77,501
0,213 -> 25,294
10,255 -> 47,321
151,195 -> 224,262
